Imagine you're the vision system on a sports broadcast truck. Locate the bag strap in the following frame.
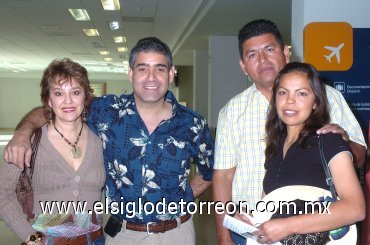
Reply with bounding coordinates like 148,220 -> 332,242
318,135 -> 338,201
28,128 -> 42,179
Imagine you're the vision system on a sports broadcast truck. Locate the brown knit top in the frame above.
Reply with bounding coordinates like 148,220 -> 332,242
0,125 -> 105,241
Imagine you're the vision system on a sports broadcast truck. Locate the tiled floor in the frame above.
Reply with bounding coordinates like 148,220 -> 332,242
0,139 -> 218,244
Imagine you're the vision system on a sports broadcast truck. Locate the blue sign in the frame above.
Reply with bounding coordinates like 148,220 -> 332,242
320,28 -> 370,138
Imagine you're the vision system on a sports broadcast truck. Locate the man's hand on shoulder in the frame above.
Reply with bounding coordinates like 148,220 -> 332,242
4,132 -> 32,171
316,123 -> 349,141
4,106 -> 46,170
317,123 -> 366,167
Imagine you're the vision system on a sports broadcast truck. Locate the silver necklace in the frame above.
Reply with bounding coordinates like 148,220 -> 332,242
53,121 -> 83,158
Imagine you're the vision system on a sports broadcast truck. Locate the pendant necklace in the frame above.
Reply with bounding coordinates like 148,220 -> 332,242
53,121 -> 83,159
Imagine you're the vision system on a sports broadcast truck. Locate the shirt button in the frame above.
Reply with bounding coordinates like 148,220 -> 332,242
73,190 -> 79,196
75,176 -> 81,182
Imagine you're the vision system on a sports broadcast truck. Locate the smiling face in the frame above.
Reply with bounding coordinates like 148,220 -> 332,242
276,71 -> 316,133
239,34 -> 290,93
128,51 -> 174,106
48,78 -> 85,124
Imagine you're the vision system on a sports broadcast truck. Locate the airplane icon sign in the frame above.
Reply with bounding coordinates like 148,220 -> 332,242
324,43 -> 344,63
304,22 -> 353,71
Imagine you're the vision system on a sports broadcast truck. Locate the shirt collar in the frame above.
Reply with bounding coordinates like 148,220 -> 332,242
164,90 -> 181,118
251,82 -> 258,92
251,82 -> 270,103
127,90 -> 181,118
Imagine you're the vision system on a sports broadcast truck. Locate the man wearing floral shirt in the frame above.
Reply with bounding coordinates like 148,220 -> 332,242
88,37 -> 214,244
4,37 -> 214,245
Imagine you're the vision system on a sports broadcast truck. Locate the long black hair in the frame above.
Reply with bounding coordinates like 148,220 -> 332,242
265,62 -> 330,158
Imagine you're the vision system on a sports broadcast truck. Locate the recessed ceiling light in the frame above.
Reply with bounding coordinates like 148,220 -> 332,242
113,36 -> 126,43
83,29 -> 100,36
99,51 -> 110,55
101,0 -> 120,10
68,9 -> 90,21
104,57 -> 113,62
109,21 -> 120,30
117,47 -> 128,52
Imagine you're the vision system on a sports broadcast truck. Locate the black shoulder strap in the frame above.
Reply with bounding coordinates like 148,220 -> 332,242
29,128 -> 42,179
319,135 -> 338,201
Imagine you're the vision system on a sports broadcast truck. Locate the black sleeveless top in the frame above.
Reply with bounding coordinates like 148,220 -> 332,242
263,133 -> 351,195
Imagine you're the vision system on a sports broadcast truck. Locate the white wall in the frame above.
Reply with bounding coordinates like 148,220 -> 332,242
208,36 -> 247,129
0,77 -> 41,128
177,66 -> 194,109
0,77 -> 132,128
103,79 -> 132,96
193,50 -> 209,120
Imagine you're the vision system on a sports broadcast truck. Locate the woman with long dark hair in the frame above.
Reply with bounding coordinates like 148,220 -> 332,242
255,62 -> 365,244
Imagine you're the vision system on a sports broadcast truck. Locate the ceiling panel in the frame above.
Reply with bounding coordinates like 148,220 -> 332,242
0,0 -> 292,78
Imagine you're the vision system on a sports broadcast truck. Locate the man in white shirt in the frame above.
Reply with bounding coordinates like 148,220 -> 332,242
213,19 -> 366,245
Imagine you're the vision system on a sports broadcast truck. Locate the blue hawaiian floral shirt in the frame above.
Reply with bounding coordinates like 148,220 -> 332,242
87,91 -> 214,223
